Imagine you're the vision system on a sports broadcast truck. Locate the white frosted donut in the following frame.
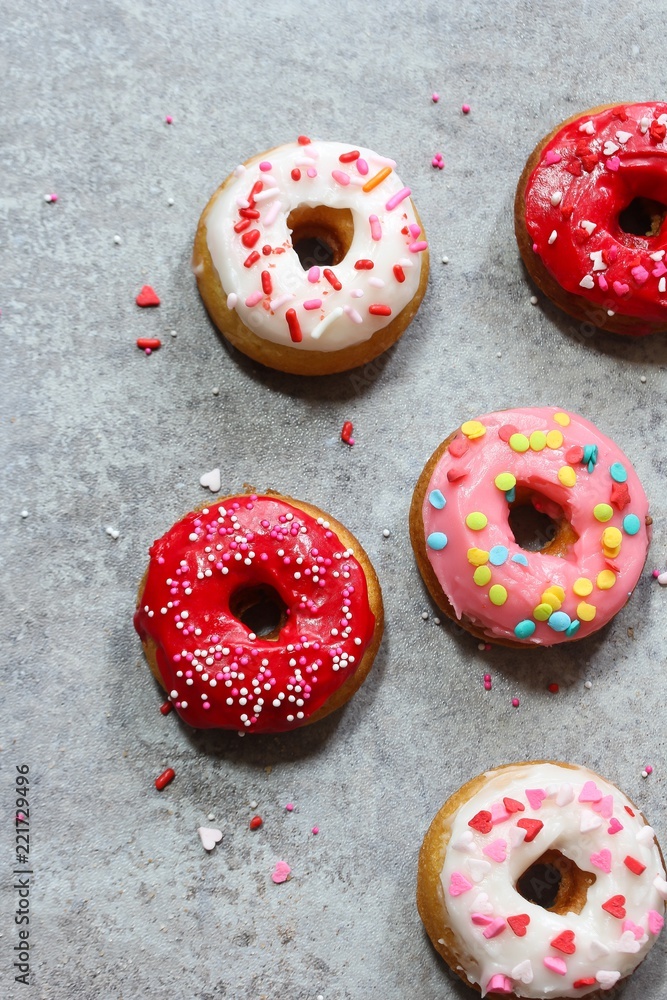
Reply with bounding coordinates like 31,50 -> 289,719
193,138 -> 428,373
418,762 -> 666,998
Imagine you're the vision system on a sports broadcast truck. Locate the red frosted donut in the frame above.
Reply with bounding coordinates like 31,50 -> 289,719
515,102 -> 667,336
134,492 -> 383,733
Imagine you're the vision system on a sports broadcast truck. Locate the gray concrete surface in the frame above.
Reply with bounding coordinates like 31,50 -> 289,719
2,1 -> 667,997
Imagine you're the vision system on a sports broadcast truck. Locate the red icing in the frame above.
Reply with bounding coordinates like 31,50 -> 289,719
134,496 -> 376,733
523,103 -> 667,332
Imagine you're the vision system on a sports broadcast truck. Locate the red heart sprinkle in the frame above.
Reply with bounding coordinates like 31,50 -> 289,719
503,797 -> 525,814
507,913 -> 530,937
468,810 -> 493,834
624,855 -> 646,876
498,424 -> 518,442
136,285 -> 160,307
551,930 -> 576,954
573,979 -> 596,989
241,228 -> 260,248
602,895 -> 626,919
448,437 -> 469,458
625,806 -> 635,817
517,818 -> 544,842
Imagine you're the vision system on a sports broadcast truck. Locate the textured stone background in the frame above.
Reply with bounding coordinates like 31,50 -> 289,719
2,1 -> 667,997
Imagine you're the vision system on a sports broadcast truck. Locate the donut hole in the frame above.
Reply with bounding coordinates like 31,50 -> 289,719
516,849 -> 596,915
508,487 -> 578,555
229,584 -> 288,640
287,205 -> 354,270
618,196 -> 667,238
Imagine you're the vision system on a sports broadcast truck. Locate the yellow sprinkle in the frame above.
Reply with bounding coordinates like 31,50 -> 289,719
474,565 -> 492,586
467,547 -> 490,566
546,429 -> 564,449
602,526 -> 622,549
494,472 -> 517,492
573,577 -> 593,597
509,433 -> 530,453
553,412 -> 571,426
547,585 -> 565,602
529,430 -> 547,451
594,503 -> 613,522
597,570 -> 617,590
603,545 -> 621,560
489,584 -> 508,606
466,512 -> 488,531
541,589 -> 562,611
461,420 -> 486,439
533,603 -> 553,621
362,166 -> 392,192
577,601 -> 597,622
558,466 -> 577,487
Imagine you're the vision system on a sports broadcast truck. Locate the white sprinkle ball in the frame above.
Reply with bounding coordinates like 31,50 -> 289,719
20,509 -> 29,519
168,197 -> 174,206
113,235 -> 122,245
441,255 -> 449,264
433,617 -> 441,625
382,528 -> 390,538
640,376 -> 647,383
530,295 -> 538,305
170,330 -> 177,338
212,387 -> 219,395
249,800 -> 257,809
207,813 -> 215,821
478,642 -> 485,651
421,611 -> 429,620
584,681 -> 592,690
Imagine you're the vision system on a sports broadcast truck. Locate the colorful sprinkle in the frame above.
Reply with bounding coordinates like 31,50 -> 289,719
623,514 -> 640,535
466,512 -> 488,531
427,532 -> 448,550
494,472 -> 516,491
593,503 -> 613,522
509,433 -> 530,453
428,489 -> 446,509
155,768 -> 175,790
489,585 -> 508,606
489,545 -> 509,566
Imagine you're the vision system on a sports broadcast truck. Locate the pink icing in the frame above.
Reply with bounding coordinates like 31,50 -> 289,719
420,408 -> 650,646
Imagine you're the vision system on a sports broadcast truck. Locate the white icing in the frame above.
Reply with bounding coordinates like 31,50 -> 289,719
440,763 -> 665,998
204,141 -> 425,352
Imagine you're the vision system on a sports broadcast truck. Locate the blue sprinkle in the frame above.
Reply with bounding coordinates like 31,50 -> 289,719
428,489 -> 446,510
623,513 -> 641,535
566,619 -> 581,638
583,444 -> 594,464
489,545 -> 509,566
548,610 -> 571,632
610,462 -> 627,483
511,553 -> 529,566
505,486 -> 516,504
514,620 -> 536,639
427,532 -> 448,550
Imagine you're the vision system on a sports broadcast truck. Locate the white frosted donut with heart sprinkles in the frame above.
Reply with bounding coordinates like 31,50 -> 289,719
410,407 -> 650,647
193,137 -> 428,374
417,762 -> 666,998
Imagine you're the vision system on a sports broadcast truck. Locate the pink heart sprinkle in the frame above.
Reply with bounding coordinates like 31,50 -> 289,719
606,156 -> 620,171
648,910 -> 665,935
486,974 -> 513,994
612,280 -> 630,297
449,871 -> 473,896
593,795 -> 614,818
545,150 -> 562,165
490,801 -> 512,825
482,917 -> 506,939
271,860 -> 291,884
579,780 -> 603,803
653,261 -> 667,278
471,912 -> 494,926
590,848 -> 612,873
608,817 -> 624,835
483,838 -> 508,863
598,274 -> 608,291
543,956 -> 567,975
632,265 -> 649,285
623,919 -> 645,940
526,788 -> 547,810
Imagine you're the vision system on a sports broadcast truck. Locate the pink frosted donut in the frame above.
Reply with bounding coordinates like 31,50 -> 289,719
410,407 -> 650,646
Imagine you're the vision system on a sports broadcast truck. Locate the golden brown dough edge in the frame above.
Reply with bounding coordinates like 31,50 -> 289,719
514,103 -> 667,337
136,489 -> 384,728
192,145 -> 429,374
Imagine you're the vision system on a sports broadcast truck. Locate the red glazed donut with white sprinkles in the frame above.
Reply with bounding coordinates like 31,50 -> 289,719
515,102 -> 667,335
134,492 -> 383,733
